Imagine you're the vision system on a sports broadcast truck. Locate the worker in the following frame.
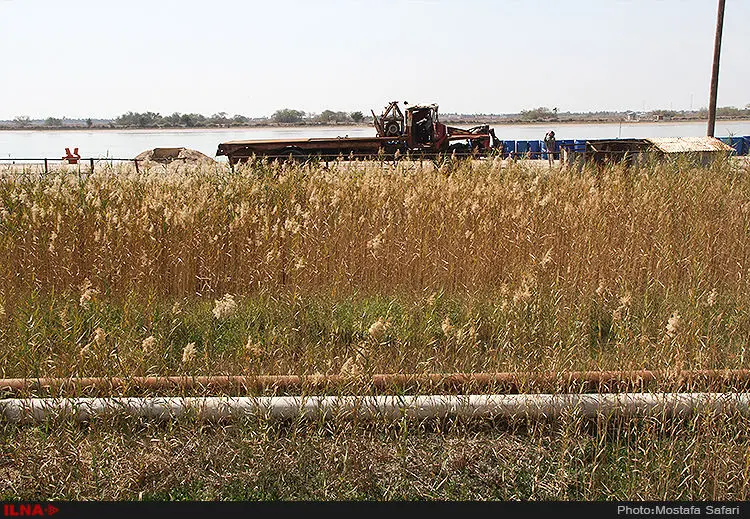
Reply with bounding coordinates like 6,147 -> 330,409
63,147 -> 81,164
544,130 -> 557,166
416,114 -> 432,144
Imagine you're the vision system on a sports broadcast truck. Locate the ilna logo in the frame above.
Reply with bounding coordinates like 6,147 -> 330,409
3,504 -> 59,517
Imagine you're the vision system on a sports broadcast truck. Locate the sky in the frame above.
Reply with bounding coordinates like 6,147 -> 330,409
0,0 -> 748,120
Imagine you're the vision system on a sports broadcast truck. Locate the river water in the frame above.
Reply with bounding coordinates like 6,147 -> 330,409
1,120 -> 749,162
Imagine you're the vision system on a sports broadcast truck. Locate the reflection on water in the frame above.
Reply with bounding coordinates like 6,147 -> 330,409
1,120 -> 749,161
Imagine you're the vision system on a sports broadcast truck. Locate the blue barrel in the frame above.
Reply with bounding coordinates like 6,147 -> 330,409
503,140 -> 516,157
743,136 -> 750,156
574,140 -> 587,153
529,140 -> 541,159
732,137 -> 744,155
516,140 -> 529,156
721,137 -> 744,155
559,139 -> 574,153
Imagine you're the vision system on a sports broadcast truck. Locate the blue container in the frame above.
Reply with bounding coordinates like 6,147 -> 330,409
722,137 -> 745,155
516,141 -> 530,156
743,136 -> 750,156
737,137 -> 748,156
574,140 -> 587,153
732,137 -> 744,155
727,137 -> 745,155
502,140 -> 516,157
559,139 -> 574,154
529,140 -> 541,159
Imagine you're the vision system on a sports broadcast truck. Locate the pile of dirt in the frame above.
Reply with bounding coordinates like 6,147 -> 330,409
134,147 -> 215,165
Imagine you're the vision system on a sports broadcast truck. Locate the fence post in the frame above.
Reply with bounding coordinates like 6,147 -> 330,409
90,158 -> 94,174
44,159 -> 48,175
134,159 -> 140,174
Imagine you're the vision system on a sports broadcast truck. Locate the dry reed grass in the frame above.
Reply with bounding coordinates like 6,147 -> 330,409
0,158 -> 748,379
1,157 -> 747,299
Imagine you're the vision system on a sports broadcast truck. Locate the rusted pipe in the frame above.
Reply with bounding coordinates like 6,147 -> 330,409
1,370 -> 749,395
1,393 -> 748,423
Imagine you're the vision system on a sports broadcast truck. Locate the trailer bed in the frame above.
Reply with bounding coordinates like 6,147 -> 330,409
217,135 -> 402,163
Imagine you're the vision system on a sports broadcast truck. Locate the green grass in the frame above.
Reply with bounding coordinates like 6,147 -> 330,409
0,288 -> 747,381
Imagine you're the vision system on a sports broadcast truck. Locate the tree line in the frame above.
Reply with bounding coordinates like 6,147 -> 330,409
5,110 -> 368,129
115,109 -> 366,127
114,112 -> 251,128
269,109 -> 364,124
4,105 -> 749,129
516,105 -> 750,122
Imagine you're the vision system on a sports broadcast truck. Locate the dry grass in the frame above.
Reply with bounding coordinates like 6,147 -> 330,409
0,158 -> 748,378
2,412 -> 750,500
1,157 -> 748,298
1,156 -> 750,499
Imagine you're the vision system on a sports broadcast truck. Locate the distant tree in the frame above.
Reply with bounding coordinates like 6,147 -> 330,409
317,110 -> 350,123
520,107 -> 555,121
180,113 -> 206,127
114,112 -> 135,126
232,114 -> 249,125
44,117 -> 63,127
318,110 -> 335,123
13,116 -> 31,128
350,111 -> 364,123
163,112 -> 182,126
716,106 -> 743,118
114,111 -> 162,127
86,118 -> 93,128
209,112 -> 229,126
271,108 -> 306,124
650,109 -> 678,119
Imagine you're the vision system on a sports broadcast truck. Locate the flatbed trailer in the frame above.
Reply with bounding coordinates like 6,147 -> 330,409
217,135 -> 406,164
216,101 -> 501,163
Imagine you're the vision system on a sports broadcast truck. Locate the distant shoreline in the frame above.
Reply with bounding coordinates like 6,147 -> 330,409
1,117 -> 749,132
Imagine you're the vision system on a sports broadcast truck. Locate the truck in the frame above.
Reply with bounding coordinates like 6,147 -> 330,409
215,101 -> 502,164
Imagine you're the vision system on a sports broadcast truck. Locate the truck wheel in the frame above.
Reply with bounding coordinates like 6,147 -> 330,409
448,143 -> 470,157
385,122 -> 401,136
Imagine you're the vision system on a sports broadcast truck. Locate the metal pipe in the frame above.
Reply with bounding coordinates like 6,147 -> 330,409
1,370 -> 749,395
707,0 -> 726,137
1,393 -> 748,423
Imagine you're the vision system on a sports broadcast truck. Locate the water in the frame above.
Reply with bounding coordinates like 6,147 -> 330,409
1,120 -> 748,162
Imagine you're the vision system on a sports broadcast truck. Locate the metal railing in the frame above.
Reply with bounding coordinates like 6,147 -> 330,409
0,157 -> 144,174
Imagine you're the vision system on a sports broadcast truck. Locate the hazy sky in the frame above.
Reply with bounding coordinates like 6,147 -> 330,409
0,0 -> 747,119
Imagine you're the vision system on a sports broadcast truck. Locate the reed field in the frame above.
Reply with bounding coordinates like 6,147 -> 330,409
1,156 -> 750,500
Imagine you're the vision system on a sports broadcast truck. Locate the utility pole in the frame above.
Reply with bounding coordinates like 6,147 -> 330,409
707,0 -> 725,137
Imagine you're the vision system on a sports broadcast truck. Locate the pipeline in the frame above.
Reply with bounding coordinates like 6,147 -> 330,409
1,393 -> 749,423
1,370 -> 750,395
